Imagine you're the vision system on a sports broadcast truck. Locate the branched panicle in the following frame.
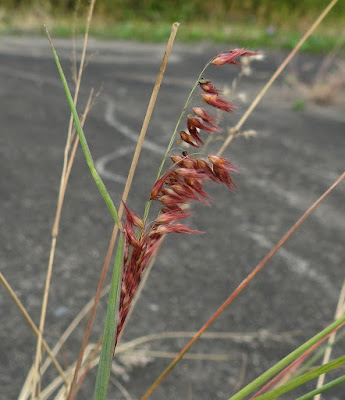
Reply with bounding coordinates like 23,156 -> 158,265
115,48 -> 257,345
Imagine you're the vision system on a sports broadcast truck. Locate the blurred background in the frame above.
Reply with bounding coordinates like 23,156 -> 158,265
1,0 -> 345,51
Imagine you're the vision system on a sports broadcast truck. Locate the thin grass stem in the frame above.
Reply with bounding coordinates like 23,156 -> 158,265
94,235 -> 124,400
31,236 -> 56,399
295,375 -> 345,400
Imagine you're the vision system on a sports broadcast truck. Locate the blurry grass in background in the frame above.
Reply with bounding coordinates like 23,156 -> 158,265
0,0 -> 344,51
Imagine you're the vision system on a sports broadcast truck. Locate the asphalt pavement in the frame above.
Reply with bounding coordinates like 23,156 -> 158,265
1,36 -> 345,400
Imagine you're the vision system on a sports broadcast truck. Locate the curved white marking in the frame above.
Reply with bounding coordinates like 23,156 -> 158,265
95,146 -> 134,184
95,95 -> 166,183
103,95 -> 166,155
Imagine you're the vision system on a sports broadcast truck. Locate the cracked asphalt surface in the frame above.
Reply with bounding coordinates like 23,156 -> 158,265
1,36 -> 345,400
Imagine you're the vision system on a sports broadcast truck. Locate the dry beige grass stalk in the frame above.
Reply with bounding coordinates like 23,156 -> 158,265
30,1 -> 97,398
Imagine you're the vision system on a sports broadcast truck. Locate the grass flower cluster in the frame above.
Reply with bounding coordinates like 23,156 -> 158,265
117,49 -> 250,349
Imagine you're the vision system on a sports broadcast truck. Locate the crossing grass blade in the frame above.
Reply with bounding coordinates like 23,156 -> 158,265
228,313 -> 345,400
253,355 -> 345,400
295,374 -> 345,400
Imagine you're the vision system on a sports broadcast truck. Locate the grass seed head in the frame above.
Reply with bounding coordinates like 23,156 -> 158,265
201,93 -> 237,112
212,48 -> 260,66
199,78 -> 220,94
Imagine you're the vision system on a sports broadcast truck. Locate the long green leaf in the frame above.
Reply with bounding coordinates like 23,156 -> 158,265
94,235 -> 124,400
254,355 -> 345,400
46,27 -> 121,228
296,374 -> 345,400
228,314 -> 345,400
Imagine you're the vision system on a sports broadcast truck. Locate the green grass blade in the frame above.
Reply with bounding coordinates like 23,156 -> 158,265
295,374 -> 345,400
254,355 -> 345,400
94,235 -> 124,400
228,314 -> 345,400
288,326 -> 345,379
45,27 -> 121,228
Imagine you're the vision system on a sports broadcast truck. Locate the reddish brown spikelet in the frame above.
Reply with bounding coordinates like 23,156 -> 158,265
208,155 -> 238,190
170,154 -> 184,165
199,78 -> 219,94
171,154 -> 198,170
155,210 -> 192,224
158,194 -> 183,210
208,155 -> 238,173
212,48 -> 260,66
161,187 -> 186,202
179,130 -> 200,147
151,223 -> 204,235
122,201 -> 145,229
175,167 -> 207,180
123,221 -> 140,248
139,236 -> 164,268
186,119 -> 205,146
201,93 -> 236,112
164,171 -> 180,186
213,166 -> 237,190
187,115 -> 222,133
194,158 -> 219,182
189,130 -> 204,147
192,107 -> 219,128
150,171 -> 170,200
171,183 -> 209,205
184,178 -> 210,199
